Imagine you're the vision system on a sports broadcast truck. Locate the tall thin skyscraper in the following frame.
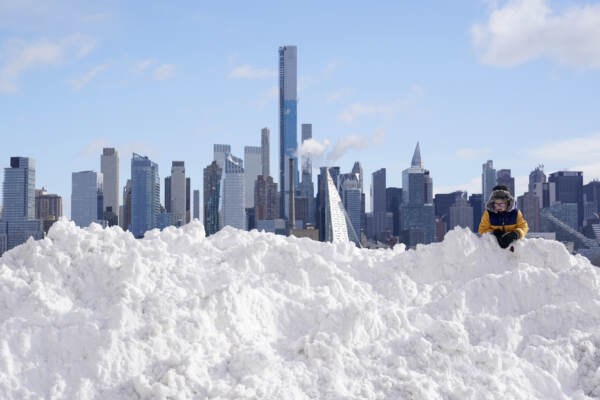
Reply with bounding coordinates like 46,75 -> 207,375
279,45 -> 298,220
0,157 -> 43,254
170,161 -> 186,226
186,177 -> 191,223
130,153 -> 160,238
101,148 -> 119,225
261,128 -> 270,178
71,171 -> 103,227
193,189 -> 200,220
203,161 -> 222,235
122,179 -> 131,230
482,160 -> 496,206
244,146 -> 262,209
299,123 -> 315,225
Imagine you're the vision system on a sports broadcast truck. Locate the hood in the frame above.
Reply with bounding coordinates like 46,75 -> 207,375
485,188 -> 515,213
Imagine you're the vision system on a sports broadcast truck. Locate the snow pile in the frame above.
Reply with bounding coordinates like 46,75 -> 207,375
1,219 -> 600,399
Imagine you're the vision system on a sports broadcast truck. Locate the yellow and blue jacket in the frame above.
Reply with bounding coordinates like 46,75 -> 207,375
478,208 -> 529,238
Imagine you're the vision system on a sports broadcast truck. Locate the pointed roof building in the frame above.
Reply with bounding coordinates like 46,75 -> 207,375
411,142 -> 423,169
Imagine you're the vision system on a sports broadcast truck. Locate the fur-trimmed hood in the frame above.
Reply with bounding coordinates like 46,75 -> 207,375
485,187 -> 515,213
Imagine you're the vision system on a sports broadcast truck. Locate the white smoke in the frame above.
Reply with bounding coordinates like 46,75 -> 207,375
297,130 -> 385,166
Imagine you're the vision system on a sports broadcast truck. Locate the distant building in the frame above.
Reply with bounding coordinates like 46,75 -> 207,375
261,128 -> 270,177
121,179 -> 131,231
186,177 -> 191,224
35,188 -> 62,234
343,177 -> 362,243
298,124 -> 315,225
256,218 -> 287,235
496,169 -> 515,197
255,175 -> 279,221
449,196 -> 474,231
71,171 -> 104,227
584,180 -> 600,215
130,153 -> 160,238
203,161 -> 222,236
386,187 -> 402,237
549,171 -> 584,230
244,146 -> 262,209
164,176 -> 171,213
193,189 -> 200,220
223,154 -> 245,229
518,192 -> 540,232
529,165 -> 546,193
0,157 -> 44,254
279,45 -> 298,220
170,161 -> 186,226
371,168 -> 387,240
323,168 -> 360,245
158,212 -> 172,230
294,196 -> 308,228
435,216 -> 446,242
533,181 -> 556,208
482,160 -> 496,209
400,143 -> 435,245
101,148 -> 119,226
469,194 -> 483,230
434,191 -> 465,228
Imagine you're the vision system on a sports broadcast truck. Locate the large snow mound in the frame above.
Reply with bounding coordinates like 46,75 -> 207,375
1,219 -> 600,399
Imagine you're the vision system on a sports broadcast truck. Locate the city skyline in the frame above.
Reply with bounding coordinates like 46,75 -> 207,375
2,1 -> 600,218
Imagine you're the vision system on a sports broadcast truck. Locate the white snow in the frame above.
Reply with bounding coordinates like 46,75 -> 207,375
1,219 -> 600,399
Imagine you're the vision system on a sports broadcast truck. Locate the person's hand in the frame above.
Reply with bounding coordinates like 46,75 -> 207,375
498,231 -> 519,249
492,229 -> 503,238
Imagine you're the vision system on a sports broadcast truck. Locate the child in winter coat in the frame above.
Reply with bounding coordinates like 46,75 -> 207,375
478,184 -> 529,249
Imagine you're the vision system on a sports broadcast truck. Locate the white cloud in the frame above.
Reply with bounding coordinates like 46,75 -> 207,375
328,135 -> 369,161
455,147 -> 491,160
0,34 -> 95,94
77,139 -> 159,160
472,0 -> 600,68
152,64 -> 175,81
134,58 -> 157,73
327,88 -> 354,104
529,132 -> 600,163
228,65 -> 277,79
70,63 -> 108,89
373,129 -> 385,145
338,85 -> 425,124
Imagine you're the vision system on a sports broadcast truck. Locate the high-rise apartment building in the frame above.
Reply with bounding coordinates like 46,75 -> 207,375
496,169 -> 515,197
244,146 -> 262,209
482,160 -> 496,207
35,188 -> 62,234
203,161 -> 222,236
130,153 -> 160,238
222,154 -> 245,230
279,45 -> 298,220
0,157 -> 44,254
254,175 -> 279,221
261,128 -> 270,178
101,148 -> 119,226
71,171 -> 103,228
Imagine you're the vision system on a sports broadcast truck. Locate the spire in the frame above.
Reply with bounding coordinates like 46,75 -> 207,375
411,142 -> 423,168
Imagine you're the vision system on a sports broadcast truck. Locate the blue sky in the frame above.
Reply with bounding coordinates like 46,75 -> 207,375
2,0 -> 600,217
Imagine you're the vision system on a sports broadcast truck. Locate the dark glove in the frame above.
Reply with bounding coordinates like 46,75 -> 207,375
492,229 -> 503,238
498,231 -> 519,249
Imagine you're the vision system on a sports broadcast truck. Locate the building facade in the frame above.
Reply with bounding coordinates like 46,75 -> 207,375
203,161 -> 222,236
170,161 -> 186,226
72,171 -> 103,228
130,153 -> 160,238
100,148 -> 119,225
222,154 -> 245,230
279,45 -> 298,220
261,127 -> 270,177
482,160 -> 496,207
449,197 -> 474,231
549,171 -> 584,230
35,188 -> 62,234
254,175 -> 279,221
244,146 -> 262,209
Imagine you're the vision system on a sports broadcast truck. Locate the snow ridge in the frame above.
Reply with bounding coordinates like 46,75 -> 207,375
1,219 -> 600,399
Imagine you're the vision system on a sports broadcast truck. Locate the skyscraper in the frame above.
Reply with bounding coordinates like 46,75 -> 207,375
170,161 -> 186,226
0,157 -> 44,254
298,123 -> 315,225
130,153 -> 160,238
261,128 -> 270,178
370,168 -> 387,240
122,179 -> 131,231
244,146 -> 262,209
518,192 -> 540,232
254,175 -> 279,221
223,154 -> 245,230
279,45 -> 298,220
71,171 -> 104,227
342,176 -> 362,244
469,193 -> 483,231
323,168 -> 360,246
400,143 -> 435,245
529,165 -> 546,193
549,171 -> 584,230
186,177 -> 191,224
386,187 -> 402,237
193,189 -> 200,220
496,169 -> 515,197
101,148 -> 119,226
449,196 -> 474,231
164,176 -> 171,213
203,161 -> 222,236
35,188 -> 62,233
482,160 -> 496,207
